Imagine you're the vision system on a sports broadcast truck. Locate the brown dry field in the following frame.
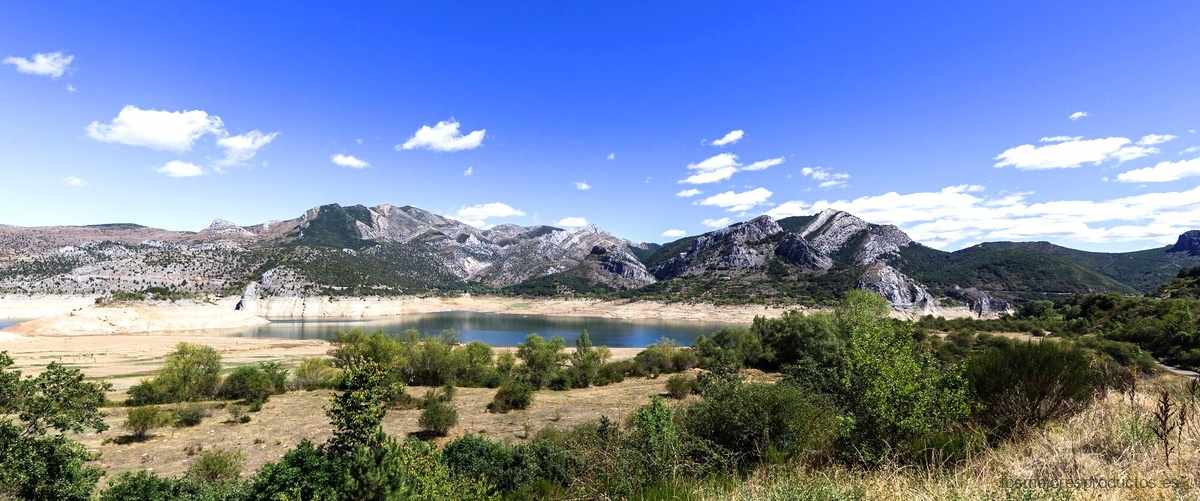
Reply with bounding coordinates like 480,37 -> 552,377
78,375 -> 686,482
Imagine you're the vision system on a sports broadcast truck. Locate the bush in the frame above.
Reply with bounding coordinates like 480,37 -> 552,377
595,361 -> 629,386
548,371 -> 573,391
632,338 -> 693,376
965,341 -> 1100,438
834,291 -> 973,464
126,343 -> 222,405
694,327 -> 769,370
665,374 -> 695,399
488,379 -> 534,413
99,470 -> 241,501
443,435 -> 520,491
186,449 -> 245,484
419,400 -> 459,437
227,404 -> 250,424
247,437 -> 494,500
292,358 -> 340,390
568,332 -> 608,388
173,404 -> 206,427
682,381 -> 840,465
517,335 -> 567,388
125,406 -> 169,440
219,365 -> 276,403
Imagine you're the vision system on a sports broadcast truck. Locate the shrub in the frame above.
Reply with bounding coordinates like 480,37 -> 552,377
219,364 -> 276,403
247,437 -> 494,500
443,435 -> 520,491
99,470 -> 241,501
419,400 -> 459,437
186,449 -> 245,484
595,361 -> 629,386
488,379 -> 534,413
125,343 -> 222,406
682,381 -> 840,464
694,327 -> 769,370
227,404 -> 250,424
965,340 -> 1100,438
665,374 -> 694,399
173,404 -> 206,427
548,371 -> 573,391
259,361 -> 290,393
125,406 -> 169,440
568,332 -> 608,388
517,335 -> 567,389
292,358 -> 339,390
632,338 -> 692,376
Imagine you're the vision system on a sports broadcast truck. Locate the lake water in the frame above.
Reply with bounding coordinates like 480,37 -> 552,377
239,311 -> 729,347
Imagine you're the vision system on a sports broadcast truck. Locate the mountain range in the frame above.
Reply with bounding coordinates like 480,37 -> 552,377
2,203 -> 1198,315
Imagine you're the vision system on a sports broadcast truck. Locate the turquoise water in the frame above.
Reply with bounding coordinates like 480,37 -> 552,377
239,311 -> 729,348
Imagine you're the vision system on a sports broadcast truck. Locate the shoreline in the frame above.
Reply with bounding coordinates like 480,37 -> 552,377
0,294 -> 789,337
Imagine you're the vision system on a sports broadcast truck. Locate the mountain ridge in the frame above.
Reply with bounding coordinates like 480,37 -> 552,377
1,202 -> 1196,314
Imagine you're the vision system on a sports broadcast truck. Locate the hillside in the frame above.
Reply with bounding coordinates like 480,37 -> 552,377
1,204 -> 1197,313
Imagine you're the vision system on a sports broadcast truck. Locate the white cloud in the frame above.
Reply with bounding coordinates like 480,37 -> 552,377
675,188 -> 703,198
217,130 -> 278,166
1116,157 -> 1200,183
463,166 -> 474,176
87,105 -> 225,152
710,129 -> 744,147
743,157 -> 785,172
3,51 -> 73,78
680,167 -> 737,185
454,202 -> 525,227
355,138 -> 364,145
62,176 -> 86,187
699,187 -> 772,212
331,153 -> 369,169
994,136 -> 1156,170
574,181 -> 592,191
1182,146 -> 1200,155
799,166 -> 850,188
398,119 -> 485,152
702,217 -> 732,228
688,152 -> 738,171
1069,111 -> 1088,121
157,160 -> 204,178
765,183 -> 1200,250
661,228 -> 687,238
678,152 -> 787,184
607,152 -> 615,160
1137,134 -> 1177,146
66,84 -> 76,93
1040,136 -> 1082,143
556,217 -> 588,228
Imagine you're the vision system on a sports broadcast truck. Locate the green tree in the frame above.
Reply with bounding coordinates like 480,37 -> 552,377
1,352 -> 111,500
569,331 -> 607,387
324,356 -> 391,455
516,335 -> 567,388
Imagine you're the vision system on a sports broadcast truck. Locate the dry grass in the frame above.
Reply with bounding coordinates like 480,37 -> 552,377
77,375 -> 677,483
698,374 -> 1200,500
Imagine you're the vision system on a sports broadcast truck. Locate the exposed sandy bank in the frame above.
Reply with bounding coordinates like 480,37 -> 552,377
0,332 -> 331,392
255,295 -> 789,324
5,298 -> 268,336
0,294 -> 99,319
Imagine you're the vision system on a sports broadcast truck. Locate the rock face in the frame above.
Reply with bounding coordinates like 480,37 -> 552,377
944,286 -> 1011,316
1171,230 -> 1200,256
651,216 -> 783,278
857,262 -> 934,313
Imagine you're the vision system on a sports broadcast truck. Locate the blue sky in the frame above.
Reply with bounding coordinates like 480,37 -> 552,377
2,2 -> 1199,251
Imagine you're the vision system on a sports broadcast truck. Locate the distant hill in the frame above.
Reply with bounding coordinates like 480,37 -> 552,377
1,203 -> 1197,314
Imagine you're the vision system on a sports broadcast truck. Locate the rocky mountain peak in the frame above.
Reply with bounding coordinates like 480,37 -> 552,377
1171,230 -> 1200,256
